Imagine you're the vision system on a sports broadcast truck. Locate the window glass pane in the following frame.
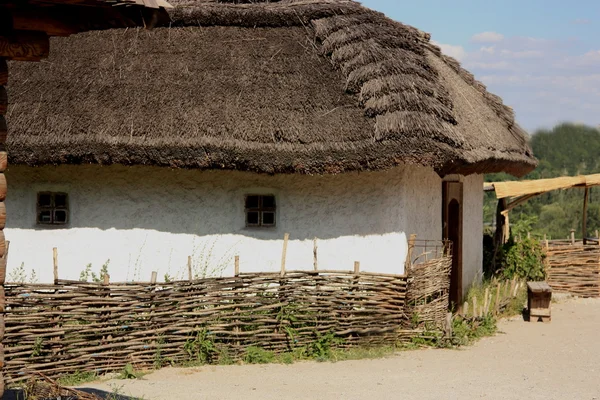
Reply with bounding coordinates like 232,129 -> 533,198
54,210 -> 68,224
247,211 -> 260,225
262,195 -> 276,209
38,210 -> 52,224
38,193 -> 52,207
54,194 -> 67,208
246,195 -> 260,209
262,212 -> 275,226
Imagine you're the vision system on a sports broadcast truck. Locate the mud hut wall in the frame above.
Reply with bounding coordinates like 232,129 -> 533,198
3,255 -> 450,382
5,164 -> 444,282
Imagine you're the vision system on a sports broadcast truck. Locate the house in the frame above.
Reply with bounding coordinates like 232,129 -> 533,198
5,0 -> 536,304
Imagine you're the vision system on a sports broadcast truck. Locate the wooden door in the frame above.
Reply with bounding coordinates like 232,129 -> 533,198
443,181 -> 463,309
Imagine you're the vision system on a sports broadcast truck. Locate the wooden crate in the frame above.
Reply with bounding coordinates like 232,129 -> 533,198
527,281 -> 552,323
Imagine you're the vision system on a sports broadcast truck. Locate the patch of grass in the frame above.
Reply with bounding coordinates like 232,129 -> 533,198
243,346 -> 276,364
451,314 -> 497,346
328,345 -> 398,362
117,363 -> 146,380
56,371 -> 98,386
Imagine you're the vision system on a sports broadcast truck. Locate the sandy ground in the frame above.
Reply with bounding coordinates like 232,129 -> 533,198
14,298 -> 600,400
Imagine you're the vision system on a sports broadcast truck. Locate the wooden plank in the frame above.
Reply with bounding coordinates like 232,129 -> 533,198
0,31 -> 49,61
11,12 -> 79,37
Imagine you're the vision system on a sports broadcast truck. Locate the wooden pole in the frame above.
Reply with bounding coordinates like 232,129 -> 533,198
103,274 -> 110,286
472,295 -> 478,318
234,255 -> 240,277
570,229 -> 576,246
583,187 -> 589,245
280,233 -> 289,277
404,234 -> 417,274
187,256 -> 193,281
52,247 -> 58,284
495,283 -> 501,315
150,271 -> 157,284
463,301 -> 469,317
354,261 -> 360,275
313,237 -> 318,271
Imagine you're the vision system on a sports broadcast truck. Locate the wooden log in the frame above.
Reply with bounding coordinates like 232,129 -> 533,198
53,247 -> 58,284
0,115 -> 6,145
0,173 -> 6,202
0,202 -> 6,231
0,31 -> 50,61
280,233 -> 289,277
0,59 -> 6,86
234,256 -> 240,277
0,241 -> 6,285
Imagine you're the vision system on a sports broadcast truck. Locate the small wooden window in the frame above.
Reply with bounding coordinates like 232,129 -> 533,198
245,195 -> 276,227
37,192 -> 69,225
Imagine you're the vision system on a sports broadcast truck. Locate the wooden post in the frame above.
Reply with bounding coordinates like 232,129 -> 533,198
280,233 -> 289,277
52,247 -> 58,284
354,261 -> 360,275
583,187 -> 589,245
445,313 -> 453,338
187,256 -> 193,281
150,271 -> 157,284
596,230 -> 599,240
313,237 -> 318,271
570,229 -> 576,245
404,234 -> 417,274
234,255 -> 240,277
483,287 -> 490,315
103,273 -> 110,286
463,301 -> 469,317
472,296 -> 478,318
495,283 -> 501,315
527,231 -> 531,239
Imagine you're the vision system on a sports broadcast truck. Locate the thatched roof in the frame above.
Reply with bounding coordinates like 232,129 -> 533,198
6,0 -> 537,176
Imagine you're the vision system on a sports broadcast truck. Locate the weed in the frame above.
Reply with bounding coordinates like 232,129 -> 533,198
153,335 -> 172,369
243,346 -> 276,364
30,337 -> 44,358
451,314 -> 497,346
56,371 -> 98,386
8,263 -> 26,283
184,329 -> 217,364
306,331 -> 344,361
79,260 -> 111,283
118,364 -> 144,380
217,347 -> 235,365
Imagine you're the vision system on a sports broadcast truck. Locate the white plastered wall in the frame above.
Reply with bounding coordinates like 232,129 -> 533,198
5,164 -> 451,283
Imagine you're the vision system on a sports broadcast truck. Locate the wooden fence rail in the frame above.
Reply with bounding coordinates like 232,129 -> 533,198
3,249 -> 451,383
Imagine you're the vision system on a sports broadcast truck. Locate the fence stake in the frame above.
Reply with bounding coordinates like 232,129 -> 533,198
483,288 -> 490,315
571,229 -> 575,245
472,295 -> 478,318
463,301 -> 469,317
495,283 -> 501,315
52,247 -> 58,284
281,233 -> 289,277
445,313 -> 453,338
103,274 -> 110,286
404,234 -> 417,274
313,237 -> 318,271
354,261 -> 360,275
187,256 -> 193,281
234,255 -> 240,277
151,271 -> 157,285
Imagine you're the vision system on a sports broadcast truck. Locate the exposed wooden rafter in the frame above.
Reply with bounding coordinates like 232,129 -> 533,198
0,31 -> 50,61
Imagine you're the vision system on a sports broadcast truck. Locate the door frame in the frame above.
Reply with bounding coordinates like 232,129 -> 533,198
442,180 -> 463,308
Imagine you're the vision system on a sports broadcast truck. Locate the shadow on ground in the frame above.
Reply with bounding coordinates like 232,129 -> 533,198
4,388 -> 139,400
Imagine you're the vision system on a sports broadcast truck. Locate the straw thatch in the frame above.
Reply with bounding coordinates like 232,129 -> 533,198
6,0 -> 536,176
488,173 -> 600,199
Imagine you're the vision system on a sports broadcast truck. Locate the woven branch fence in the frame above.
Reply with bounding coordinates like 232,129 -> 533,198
545,242 -> 600,298
2,241 -> 451,383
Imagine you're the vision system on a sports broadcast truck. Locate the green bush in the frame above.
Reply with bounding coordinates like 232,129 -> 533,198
243,346 -> 276,364
500,237 -> 546,281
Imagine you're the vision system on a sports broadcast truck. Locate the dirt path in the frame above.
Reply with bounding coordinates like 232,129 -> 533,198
82,298 -> 600,400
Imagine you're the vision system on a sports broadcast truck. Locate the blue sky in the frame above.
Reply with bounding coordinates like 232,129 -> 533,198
361,0 -> 600,133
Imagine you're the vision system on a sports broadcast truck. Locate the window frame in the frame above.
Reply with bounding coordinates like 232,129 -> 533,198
245,194 -> 276,228
36,192 -> 69,226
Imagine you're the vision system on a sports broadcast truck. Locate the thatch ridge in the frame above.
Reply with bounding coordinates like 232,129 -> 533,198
6,0 -> 536,176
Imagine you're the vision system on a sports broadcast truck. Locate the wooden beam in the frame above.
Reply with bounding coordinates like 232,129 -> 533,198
0,86 -> 6,115
0,31 -> 49,61
11,12 -> 79,37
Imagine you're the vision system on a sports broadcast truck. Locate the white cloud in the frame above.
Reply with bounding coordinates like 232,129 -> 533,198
430,40 -> 467,61
471,31 -> 505,43
480,46 -> 496,54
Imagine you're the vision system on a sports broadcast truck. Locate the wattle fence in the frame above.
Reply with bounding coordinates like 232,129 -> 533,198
2,240 -> 451,383
545,241 -> 600,298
